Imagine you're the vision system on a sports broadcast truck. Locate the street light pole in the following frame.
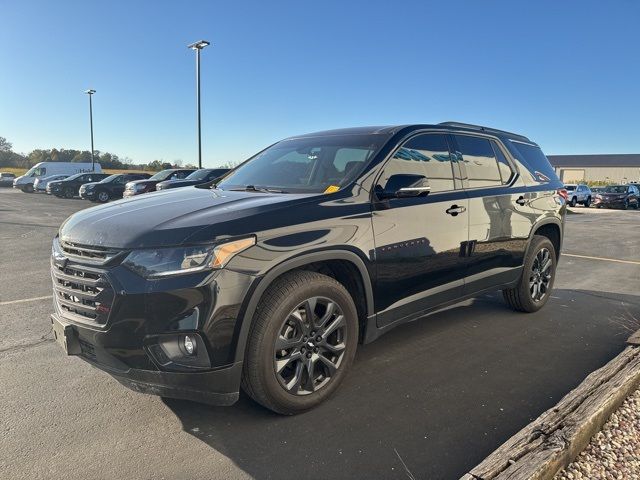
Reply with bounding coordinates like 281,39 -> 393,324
187,40 -> 210,169
85,89 -> 96,172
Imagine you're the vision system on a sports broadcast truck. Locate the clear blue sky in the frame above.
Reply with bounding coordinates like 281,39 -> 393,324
1,0 -> 639,167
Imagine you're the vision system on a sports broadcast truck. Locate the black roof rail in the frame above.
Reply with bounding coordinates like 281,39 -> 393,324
439,121 -> 531,143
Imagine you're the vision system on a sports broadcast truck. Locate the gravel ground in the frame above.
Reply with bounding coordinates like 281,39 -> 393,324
554,388 -> 640,480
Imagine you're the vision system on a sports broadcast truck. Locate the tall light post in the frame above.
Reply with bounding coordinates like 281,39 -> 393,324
85,89 -> 96,172
187,40 -> 210,169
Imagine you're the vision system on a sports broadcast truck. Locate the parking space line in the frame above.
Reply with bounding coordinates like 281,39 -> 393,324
563,253 -> 640,266
0,295 -> 52,306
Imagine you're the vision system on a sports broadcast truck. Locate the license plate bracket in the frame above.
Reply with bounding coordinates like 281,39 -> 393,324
51,317 -> 81,355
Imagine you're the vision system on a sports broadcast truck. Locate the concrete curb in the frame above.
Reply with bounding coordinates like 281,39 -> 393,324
460,332 -> 640,480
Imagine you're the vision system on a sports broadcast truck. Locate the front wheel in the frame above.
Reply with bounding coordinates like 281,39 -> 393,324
242,270 -> 358,415
96,191 -> 110,203
23,184 -> 34,193
503,235 -> 557,313
569,197 -> 577,207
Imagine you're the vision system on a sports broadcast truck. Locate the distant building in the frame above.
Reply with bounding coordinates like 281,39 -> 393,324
547,154 -> 640,184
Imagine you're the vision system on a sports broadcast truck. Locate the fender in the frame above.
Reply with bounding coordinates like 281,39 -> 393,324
527,215 -> 564,257
232,249 -> 376,364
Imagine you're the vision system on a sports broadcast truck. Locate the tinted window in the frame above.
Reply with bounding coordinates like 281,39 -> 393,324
509,141 -> 557,183
454,135 -> 502,188
381,134 -> 455,193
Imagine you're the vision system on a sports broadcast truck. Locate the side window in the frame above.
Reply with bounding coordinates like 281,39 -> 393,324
381,133 -> 455,193
491,141 -> 514,184
454,135 -> 502,188
174,171 -> 189,180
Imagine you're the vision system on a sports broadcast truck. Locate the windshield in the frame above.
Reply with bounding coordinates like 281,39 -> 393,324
149,170 -> 175,181
604,185 -> 628,194
63,173 -> 85,181
99,174 -> 120,183
25,165 -> 47,177
185,169 -> 211,180
217,134 -> 387,193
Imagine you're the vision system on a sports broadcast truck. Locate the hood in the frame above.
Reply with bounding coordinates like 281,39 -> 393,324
81,181 -> 100,188
59,187 -> 316,249
127,179 -> 159,187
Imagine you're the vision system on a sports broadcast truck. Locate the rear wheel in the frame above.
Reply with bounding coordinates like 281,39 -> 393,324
242,270 -> 358,415
64,187 -> 74,199
96,191 -> 110,203
503,235 -> 556,313
584,196 -> 591,207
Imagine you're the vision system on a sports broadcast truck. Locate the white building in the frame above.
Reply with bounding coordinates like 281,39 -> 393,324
548,154 -> 640,184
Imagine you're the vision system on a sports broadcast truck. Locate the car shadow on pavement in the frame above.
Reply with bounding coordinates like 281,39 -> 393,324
163,289 -> 639,480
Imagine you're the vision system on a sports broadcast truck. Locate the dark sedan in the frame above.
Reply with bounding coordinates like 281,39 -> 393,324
593,184 -> 639,209
155,168 -> 230,191
123,168 -> 196,197
0,172 -> 16,187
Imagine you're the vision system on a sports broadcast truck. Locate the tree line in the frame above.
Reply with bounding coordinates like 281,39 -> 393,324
0,136 -> 197,172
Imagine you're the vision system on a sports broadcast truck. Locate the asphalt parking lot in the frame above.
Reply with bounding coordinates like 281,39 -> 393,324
1,189 -> 639,480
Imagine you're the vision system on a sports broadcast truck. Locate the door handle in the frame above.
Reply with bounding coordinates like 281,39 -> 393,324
446,205 -> 466,216
515,196 -> 526,206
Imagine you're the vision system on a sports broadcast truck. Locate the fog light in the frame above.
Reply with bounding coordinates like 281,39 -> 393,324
183,335 -> 196,355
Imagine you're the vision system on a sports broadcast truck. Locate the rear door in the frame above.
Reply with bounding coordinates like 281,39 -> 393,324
372,132 -> 469,328
451,134 -> 527,294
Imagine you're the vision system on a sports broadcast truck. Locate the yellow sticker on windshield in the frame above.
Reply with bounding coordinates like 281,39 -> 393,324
324,185 -> 340,194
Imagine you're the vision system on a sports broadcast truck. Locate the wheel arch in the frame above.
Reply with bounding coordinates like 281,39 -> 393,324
529,218 -> 562,260
232,249 -> 375,364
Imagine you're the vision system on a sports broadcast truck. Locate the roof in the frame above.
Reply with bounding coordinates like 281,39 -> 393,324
548,154 -> 640,168
289,122 -> 532,142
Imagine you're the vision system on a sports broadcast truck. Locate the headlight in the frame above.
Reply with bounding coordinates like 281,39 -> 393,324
135,184 -> 146,191
123,237 -> 256,278
596,194 -> 602,199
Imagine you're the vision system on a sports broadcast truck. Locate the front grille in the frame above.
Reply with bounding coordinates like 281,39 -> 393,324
52,262 -> 114,326
59,240 -> 119,263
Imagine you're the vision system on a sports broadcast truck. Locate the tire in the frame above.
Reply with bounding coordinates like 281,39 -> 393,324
503,235 -> 557,313
64,187 -> 75,199
23,184 -> 34,193
623,199 -> 629,210
96,190 -> 110,203
584,196 -> 591,207
242,270 -> 358,415
569,197 -> 577,207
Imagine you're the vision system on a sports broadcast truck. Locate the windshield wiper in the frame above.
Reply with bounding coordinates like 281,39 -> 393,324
229,185 -> 286,193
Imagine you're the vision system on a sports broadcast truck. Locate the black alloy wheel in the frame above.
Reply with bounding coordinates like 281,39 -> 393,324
274,296 -> 347,395
64,187 -> 74,199
242,270 -> 358,414
529,247 -> 552,303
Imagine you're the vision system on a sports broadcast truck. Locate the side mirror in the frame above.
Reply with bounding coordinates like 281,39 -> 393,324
380,174 -> 431,199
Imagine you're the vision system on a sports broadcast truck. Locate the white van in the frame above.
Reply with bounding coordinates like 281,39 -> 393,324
13,162 -> 102,192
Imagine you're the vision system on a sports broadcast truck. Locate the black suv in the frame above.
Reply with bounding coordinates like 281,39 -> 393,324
51,123 -> 565,414
48,172 -> 110,198
80,173 -> 152,202
156,168 -> 230,191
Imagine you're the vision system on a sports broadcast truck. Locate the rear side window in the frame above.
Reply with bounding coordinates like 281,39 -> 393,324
509,141 -> 557,183
382,133 -> 455,193
454,135 -> 502,188
491,141 -> 514,184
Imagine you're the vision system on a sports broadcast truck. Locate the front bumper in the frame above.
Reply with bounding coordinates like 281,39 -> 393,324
593,197 -> 626,207
50,239 -> 257,405
79,189 -> 95,200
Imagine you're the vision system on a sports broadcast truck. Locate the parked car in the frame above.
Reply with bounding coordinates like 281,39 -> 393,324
13,162 -> 102,193
0,172 -> 16,187
34,174 -> 69,192
51,122 -> 565,414
122,169 -> 196,197
563,184 -> 592,207
593,184 -> 640,209
80,173 -> 152,202
48,172 -> 110,198
156,168 -> 230,191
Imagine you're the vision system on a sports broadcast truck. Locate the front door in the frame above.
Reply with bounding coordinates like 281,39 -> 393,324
372,132 -> 469,328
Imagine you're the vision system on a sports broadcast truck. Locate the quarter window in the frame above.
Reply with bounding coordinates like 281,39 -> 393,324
381,134 -> 455,193
454,135 -> 503,188
492,141 -> 514,184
